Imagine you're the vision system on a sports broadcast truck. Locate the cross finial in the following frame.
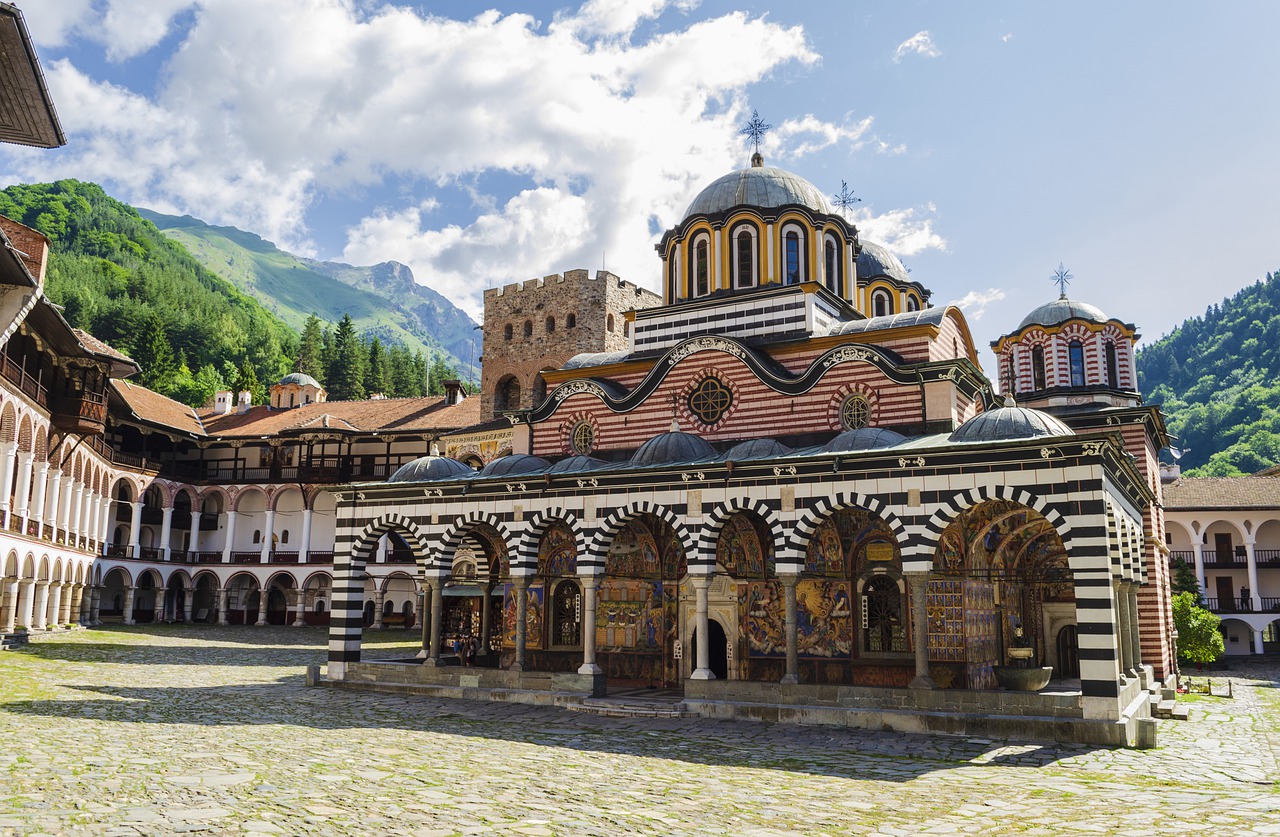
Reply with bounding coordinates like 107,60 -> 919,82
739,109 -> 772,156
1050,262 -> 1072,298
833,180 -> 861,219
670,394 -> 680,432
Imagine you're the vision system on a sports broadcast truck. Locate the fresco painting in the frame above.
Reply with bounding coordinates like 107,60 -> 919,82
596,579 -> 670,652
605,521 -> 660,577
501,582 -> 544,650
719,514 -> 767,577
744,579 -> 852,658
538,523 -> 577,576
805,518 -> 843,575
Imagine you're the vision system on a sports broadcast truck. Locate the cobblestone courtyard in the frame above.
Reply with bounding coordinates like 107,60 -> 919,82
1,628 -> 1277,836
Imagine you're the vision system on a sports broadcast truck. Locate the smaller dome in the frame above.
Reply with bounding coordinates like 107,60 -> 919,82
477,454 -> 552,478
548,455 -> 608,474
387,455 -> 473,483
722,438 -> 793,461
630,430 -> 717,467
949,400 -> 1075,444
278,372 -> 321,388
822,427 -> 907,453
1018,297 -> 1109,330
856,241 -> 911,284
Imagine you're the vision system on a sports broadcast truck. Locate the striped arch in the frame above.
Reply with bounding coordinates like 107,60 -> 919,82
698,498 -> 784,565
0,402 -> 15,444
783,492 -> 909,566
917,484 -> 1073,567
586,501 -> 694,572
350,513 -> 433,569
438,512 -> 515,574
33,426 -> 47,461
16,413 -> 31,452
518,509 -> 587,572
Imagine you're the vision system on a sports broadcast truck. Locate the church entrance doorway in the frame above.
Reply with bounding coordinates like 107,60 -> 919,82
1056,624 -> 1080,678
692,619 -> 729,680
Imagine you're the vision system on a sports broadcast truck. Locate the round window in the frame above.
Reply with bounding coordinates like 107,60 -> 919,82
840,393 -> 870,430
571,421 -> 595,455
689,377 -> 733,425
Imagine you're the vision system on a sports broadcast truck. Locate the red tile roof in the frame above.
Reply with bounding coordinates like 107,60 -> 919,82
1163,477 -> 1280,510
111,380 -> 206,436
196,394 -> 482,438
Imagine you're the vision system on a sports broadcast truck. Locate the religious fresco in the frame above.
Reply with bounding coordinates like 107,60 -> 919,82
538,523 -> 577,577
598,516 -> 682,685
743,579 -> 852,658
805,518 -> 844,575
925,578 -> 997,687
500,582 -> 544,650
661,528 -> 688,579
805,508 -> 901,576
486,535 -> 510,580
718,514 -> 769,577
605,520 -> 660,577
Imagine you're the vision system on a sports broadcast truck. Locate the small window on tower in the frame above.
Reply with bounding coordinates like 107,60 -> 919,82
735,228 -> 755,288
1105,342 -> 1119,387
1032,345 -> 1047,390
504,324 -> 513,341
1068,341 -> 1085,387
523,320 -> 533,338
824,239 -> 838,293
546,316 -> 555,333
695,240 -> 710,296
785,232 -> 801,284
607,314 -> 615,333
566,313 -> 577,329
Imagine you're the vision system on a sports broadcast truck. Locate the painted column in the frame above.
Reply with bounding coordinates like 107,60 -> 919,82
222,510 -> 237,563
480,581 -> 495,655
76,584 -> 89,624
512,576 -> 529,672
1,577 -> 17,632
372,589 -> 386,629
260,509 -> 275,563
254,586 -> 269,626
32,582 -> 49,630
1192,540 -> 1206,597
1113,581 -> 1132,675
97,496 -> 112,546
128,502 -> 142,557
17,580 -> 34,629
291,589 -> 306,627
0,441 -> 17,517
189,510 -> 202,556
376,534 -> 388,563
327,561 -> 366,681
77,486 -> 92,543
122,586 -> 135,625
85,493 -> 100,551
577,575 -> 601,676
89,586 -> 101,625
690,575 -> 714,680
907,572 -> 936,689
216,587 -> 229,626
425,579 -> 444,666
1244,540 -> 1262,612
29,461 -> 49,526
298,509 -> 313,563
183,587 -> 195,623
159,507 -> 174,561
11,451 -> 32,518
779,573 -> 800,685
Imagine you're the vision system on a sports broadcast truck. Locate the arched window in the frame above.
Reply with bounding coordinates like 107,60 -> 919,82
1068,341 -> 1085,387
1006,355 -> 1017,395
503,323 -> 513,341
545,316 -> 555,333
905,294 -> 920,312
566,313 -> 577,329
523,320 -> 533,338
252,530 -> 261,544
733,226 -> 756,289
824,237 -> 839,294
495,376 -> 522,412
623,320 -> 631,337
281,530 -> 290,544
694,238 -> 710,297
607,313 -> 615,333
1105,342 -> 1119,387
1032,345 -> 1047,391
872,289 -> 893,318
552,581 -> 582,647
862,575 -> 906,652
784,231 -> 802,284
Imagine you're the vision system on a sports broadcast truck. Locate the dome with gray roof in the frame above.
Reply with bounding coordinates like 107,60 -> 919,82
278,371 -> 322,388
477,454 -> 552,478
630,430 -> 717,467
856,241 -> 910,284
1018,297 -> 1109,330
722,438 -> 793,461
548,455 -> 608,474
685,163 -> 831,219
387,455 -> 473,483
948,400 -> 1074,444
822,427 -> 908,453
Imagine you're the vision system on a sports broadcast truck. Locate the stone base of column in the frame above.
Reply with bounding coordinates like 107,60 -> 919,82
909,674 -> 936,690
509,661 -> 524,672
779,673 -> 798,685
416,648 -> 428,659
689,668 -> 715,680
577,662 -> 602,676
423,657 -> 441,667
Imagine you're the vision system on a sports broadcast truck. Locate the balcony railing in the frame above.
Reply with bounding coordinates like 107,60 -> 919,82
1257,550 -> 1280,566
269,551 -> 299,564
1261,597 -> 1280,612
1207,597 -> 1255,613
1,355 -> 47,406
1204,551 -> 1245,567
231,551 -> 261,564
307,551 -> 334,564
1169,551 -> 1193,564
196,551 -> 223,563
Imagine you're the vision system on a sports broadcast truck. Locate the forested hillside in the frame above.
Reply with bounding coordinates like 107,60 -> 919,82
1138,269 -> 1280,475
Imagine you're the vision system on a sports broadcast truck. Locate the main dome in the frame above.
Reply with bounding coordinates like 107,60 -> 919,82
1018,297 -> 1109,330
685,164 -> 832,219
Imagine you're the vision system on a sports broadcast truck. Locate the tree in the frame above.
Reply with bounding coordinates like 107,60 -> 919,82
296,314 -> 325,382
234,361 -> 264,405
1171,591 -> 1224,665
328,314 -> 365,401
1170,558 -> 1200,599
138,314 -> 177,394
365,336 -> 389,396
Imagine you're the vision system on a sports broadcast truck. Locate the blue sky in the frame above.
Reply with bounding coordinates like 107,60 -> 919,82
6,1 -> 1279,368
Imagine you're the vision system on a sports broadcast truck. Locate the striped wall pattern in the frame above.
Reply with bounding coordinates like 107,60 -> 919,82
783,492 -> 907,569
518,509 -> 587,575
584,500 -> 696,572
913,484 -> 1073,568
633,296 -> 808,352
696,497 -> 782,570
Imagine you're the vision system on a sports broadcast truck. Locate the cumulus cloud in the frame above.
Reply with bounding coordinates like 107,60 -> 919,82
950,288 -> 1006,321
24,0 -> 195,60
850,205 -> 945,257
893,30 -> 941,63
2,0 -> 947,315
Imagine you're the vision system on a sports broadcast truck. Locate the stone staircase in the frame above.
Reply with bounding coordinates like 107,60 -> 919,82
568,687 -> 690,719
0,631 -> 28,651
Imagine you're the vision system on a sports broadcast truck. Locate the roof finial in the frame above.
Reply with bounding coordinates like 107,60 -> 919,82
1003,393 -> 1016,408
1051,262 -> 1072,299
833,180 -> 861,219
671,394 -> 680,432
740,109 -> 772,164
430,442 -> 440,456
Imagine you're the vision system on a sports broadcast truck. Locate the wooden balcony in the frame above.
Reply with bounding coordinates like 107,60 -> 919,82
49,390 -> 107,436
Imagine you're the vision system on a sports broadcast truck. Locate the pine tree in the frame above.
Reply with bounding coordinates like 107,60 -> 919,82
138,314 -> 177,394
234,361 -> 263,405
329,315 -> 366,401
297,314 -> 326,382
365,336 -> 389,396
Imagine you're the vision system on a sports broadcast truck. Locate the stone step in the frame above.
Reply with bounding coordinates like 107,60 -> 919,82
1153,699 -> 1176,719
1171,704 -> 1190,721
572,699 -> 689,718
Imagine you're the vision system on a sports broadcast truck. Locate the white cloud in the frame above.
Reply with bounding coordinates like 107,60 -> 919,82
23,0 -> 195,60
950,288 -> 1006,320
2,0 -> 947,316
850,205 -> 945,257
1000,33 -> 1014,43
893,30 -> 941,63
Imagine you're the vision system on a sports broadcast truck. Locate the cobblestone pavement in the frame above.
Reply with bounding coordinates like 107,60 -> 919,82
1,627 -> 1278,837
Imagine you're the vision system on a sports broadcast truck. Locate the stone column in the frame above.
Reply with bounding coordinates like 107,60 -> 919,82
30,461 -> 49,526
75,584 -> 88,624
1245,540 -> 1262,612
216,587 -> 229,626
254,586 -> 269,626
46,584 -> 63,627
291,589 -> 306,627
907,572 -> 936,690
89,586 -> 102,625
222,511 -> 238,562
85,493 -> 100,550
11,451 -> 33,518
183,587 -> 195,623
0,441 -> 16,517
1,577 -> 17,632
58,583 -> 73,624
68,482 -> 83,538
159,507 -> 174,561
372,589 -> 386,629
121,586 -> 135,625
151,585 -> 164,623
98,497 -> 113,545
260,509 -> 275,563
417,591 -> 430,660
31,583 -> 50,630
690,575 -> 714,680
298,509 -> 313,563
779,573 -> 800,685
189,510 -> 202,556
1191,540 -> 1206,599
128,502 -> 142,557
58,479 -> 75,540
376,534 -> 388,563
578,575 -> 601,676
1127,584 -> 1144,669
512,576 -> 529,672
1113,581 -> 1133,676
480,581 -> 495,655
424,580 -> 444,666
45,473 -> 61,538
17,580 -> 34,629
1254,628 -> 1267,655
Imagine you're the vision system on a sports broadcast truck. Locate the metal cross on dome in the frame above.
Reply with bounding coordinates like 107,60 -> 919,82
739,109 -> 772,153
1051,262 -> 1072,297
833,180 -> 861,219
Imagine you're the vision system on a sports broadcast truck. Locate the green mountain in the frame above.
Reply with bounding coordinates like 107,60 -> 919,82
1138,269 -> 1280,476
138,209 -> 479,376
